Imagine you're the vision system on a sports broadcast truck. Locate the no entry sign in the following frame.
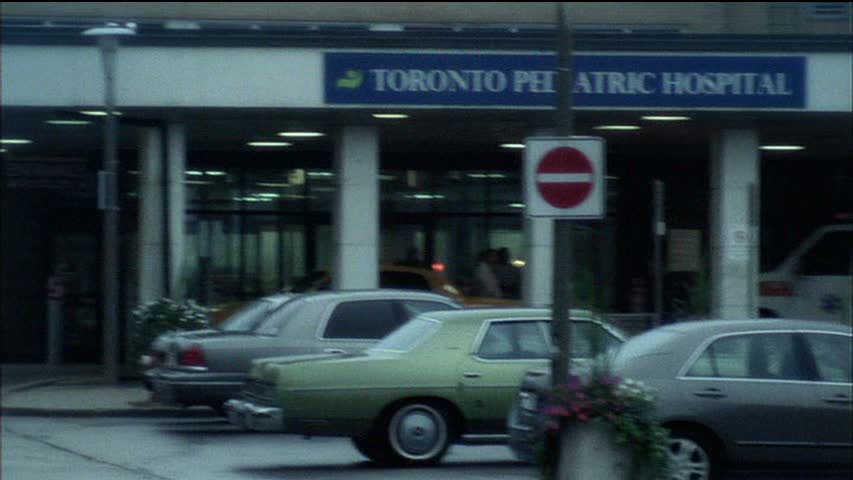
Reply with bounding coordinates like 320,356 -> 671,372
524,137 -> 605,218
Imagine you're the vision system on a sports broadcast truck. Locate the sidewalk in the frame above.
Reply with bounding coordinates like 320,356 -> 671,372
1,364 -> 215,418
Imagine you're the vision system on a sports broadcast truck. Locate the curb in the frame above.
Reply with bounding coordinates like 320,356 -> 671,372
0,406 -> 219,418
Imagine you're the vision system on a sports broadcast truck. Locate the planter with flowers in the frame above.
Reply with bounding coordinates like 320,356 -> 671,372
538,368 -> 670,480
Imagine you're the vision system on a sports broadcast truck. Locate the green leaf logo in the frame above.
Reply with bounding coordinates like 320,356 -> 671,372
337,70 -> 364,89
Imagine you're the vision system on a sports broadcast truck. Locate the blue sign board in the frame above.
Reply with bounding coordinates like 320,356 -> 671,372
325,52 -> 805,109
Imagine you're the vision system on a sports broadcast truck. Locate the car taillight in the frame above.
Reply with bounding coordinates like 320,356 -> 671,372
179,344 -> 206,367
759,281 -> 794,297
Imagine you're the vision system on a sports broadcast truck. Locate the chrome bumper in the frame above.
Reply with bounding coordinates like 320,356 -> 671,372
224,399 -> 284,432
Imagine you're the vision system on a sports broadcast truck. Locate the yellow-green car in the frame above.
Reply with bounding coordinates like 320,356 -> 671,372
225,308 -> 625,466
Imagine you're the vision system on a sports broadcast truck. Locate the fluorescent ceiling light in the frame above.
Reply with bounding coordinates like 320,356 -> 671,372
79,110 -> 122,116
185,171 -> 204,176
277,131 -> 325,138
0,139 -> 32,144
593,125 -> 641,131
500,143 -> 526,149
641,115 -> 691,121
247,141 -> 292,147
372,113 -> 409,119
46,120 -> 92,126
760,145 -> 805,151
509,203 -> 526,208
204,171 -> 227,176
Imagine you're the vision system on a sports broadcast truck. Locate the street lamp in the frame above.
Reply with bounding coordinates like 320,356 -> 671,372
82,22 -> 136,383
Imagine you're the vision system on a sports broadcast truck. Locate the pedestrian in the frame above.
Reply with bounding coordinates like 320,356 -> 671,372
494,247 -> 521,299
474,249 -> 502,298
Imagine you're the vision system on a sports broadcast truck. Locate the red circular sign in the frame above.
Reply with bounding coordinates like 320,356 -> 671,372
536,147 -> 595,208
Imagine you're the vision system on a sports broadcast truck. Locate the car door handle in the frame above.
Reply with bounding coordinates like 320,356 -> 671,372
821,395 -> 851,405
323,348 -> 346,354
693,388 -> 726,399
463,372 -> 482,378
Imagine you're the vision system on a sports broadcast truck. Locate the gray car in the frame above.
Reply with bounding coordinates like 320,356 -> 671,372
507,319 -> 852,479
145,290 -> 460,413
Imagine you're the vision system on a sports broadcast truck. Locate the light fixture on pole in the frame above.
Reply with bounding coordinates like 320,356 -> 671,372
82,22 -> 136,383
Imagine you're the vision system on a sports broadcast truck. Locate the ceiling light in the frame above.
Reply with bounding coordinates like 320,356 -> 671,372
372,113 -> 409,119
760,145 -> 805,151
0,139 -> 32,144
593,125 -> 641,131
79,110 -> 122,116
247,141 -> 292,147
46,120 -> 93,126
277,131 -> 325,138
500,143 -> 526,149
641,115 -> 691,121
185,171 -> 204,176
204,171 -> 227,176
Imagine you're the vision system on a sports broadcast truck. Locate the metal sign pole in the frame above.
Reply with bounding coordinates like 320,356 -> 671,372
551,1 -> 574,388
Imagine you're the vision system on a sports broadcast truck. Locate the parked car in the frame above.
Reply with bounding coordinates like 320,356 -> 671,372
760,224 -> 851,324
145,290 -> 460,414
507,319 -> 852,478
225,308 -> 625,466
140,293 -> 297,389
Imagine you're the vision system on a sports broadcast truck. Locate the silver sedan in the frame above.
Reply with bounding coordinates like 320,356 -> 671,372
507,319 -> 852,479
144,290 -> 460,414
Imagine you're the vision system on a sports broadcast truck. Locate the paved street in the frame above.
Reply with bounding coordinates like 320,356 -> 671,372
3,416 -> 850,480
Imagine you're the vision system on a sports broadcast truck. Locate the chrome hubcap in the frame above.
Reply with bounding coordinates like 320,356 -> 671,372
667,437 -> 711,480
389,405 -> 447,460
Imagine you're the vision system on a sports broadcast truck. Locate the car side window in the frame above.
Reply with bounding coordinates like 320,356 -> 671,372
805,333 -> 852,383
400,300 -> 455,319
570,322 -> 621,359
477,321 -> 549,360
687,333 -> 805,380
323,300 -> 402,339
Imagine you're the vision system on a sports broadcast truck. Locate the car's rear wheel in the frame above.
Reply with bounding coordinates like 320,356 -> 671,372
381,402 -> 452,466
666,429 -> 721,480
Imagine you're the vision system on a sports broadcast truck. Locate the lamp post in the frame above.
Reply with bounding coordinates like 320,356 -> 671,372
82,23 -> 136,382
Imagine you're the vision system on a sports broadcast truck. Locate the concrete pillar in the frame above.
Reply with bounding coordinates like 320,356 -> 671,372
138,127 -> 165,304
709,128 -> 760,319
523,217 -> 554,307
333,127 -> 379,290
166,123 -> 186,300
523,129 -> 555,307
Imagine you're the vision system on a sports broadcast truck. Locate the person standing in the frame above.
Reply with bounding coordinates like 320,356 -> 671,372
474,249 -> 502,298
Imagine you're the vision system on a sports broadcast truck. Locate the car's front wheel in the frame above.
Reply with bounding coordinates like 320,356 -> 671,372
380,402 -> 452,466
666,429 -> 721,480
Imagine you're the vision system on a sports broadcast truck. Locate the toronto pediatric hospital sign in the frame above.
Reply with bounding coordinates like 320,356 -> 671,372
325,52 -> 805,109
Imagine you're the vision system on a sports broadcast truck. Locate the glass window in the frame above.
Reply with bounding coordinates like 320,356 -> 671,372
186,167 -> 241,211
218,298 -> 289,332
686,333 -> 804,380
799,231 -> 852,276
323,300 -> 402,339
371,318 -> 442,352
400,300 -> 456,320
569,321 -> 623,359
806,333 -> 852,383
254,300 -> 306,336
380,271 -> 431,291
477,321 -> 550,360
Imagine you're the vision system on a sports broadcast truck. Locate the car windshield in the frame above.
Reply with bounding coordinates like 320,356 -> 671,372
217,299 -> 281,332
370,317 -> 442,352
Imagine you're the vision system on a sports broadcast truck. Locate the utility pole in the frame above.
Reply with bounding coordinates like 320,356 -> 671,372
551,2 -> 575,388
83,23 -> 136,382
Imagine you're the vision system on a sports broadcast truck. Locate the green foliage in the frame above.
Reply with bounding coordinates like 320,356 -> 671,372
129,298 -> 209,363
537,368 -> 671,479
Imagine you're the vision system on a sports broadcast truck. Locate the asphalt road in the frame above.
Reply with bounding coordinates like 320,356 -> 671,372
2,416 -> 850,480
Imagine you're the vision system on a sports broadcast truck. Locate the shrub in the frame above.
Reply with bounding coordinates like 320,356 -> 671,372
129,298 -> 209,363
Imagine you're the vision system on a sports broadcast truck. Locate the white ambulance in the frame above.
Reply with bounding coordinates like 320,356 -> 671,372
759,224 -> 852,324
